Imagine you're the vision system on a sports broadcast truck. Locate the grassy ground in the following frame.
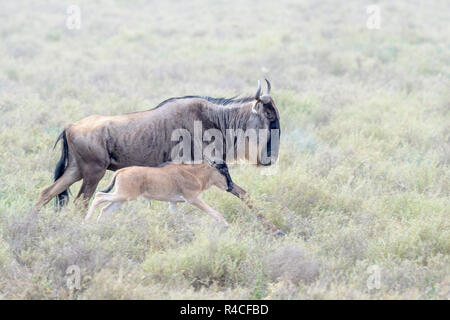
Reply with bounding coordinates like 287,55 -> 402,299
0,0 -> 449,299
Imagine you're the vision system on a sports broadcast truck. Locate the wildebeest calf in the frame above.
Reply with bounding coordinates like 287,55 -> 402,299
85,159 -> 285,235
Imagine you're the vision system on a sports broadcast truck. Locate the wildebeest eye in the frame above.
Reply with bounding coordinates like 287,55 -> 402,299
265,110 -> 274,120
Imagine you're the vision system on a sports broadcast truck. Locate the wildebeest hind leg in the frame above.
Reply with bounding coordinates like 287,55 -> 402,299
32,165 -> 81,213
169,202 -> 178,213
76,169 -> 106,207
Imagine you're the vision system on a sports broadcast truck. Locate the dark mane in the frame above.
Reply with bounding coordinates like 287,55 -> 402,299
153,95 -> 254,109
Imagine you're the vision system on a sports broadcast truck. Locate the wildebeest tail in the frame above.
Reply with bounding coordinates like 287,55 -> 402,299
54,130 -> 69,208
101,174 -> 117,193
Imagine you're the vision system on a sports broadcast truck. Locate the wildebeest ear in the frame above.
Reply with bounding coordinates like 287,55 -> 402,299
252,101 -> 263,113
260,95 -> 271,104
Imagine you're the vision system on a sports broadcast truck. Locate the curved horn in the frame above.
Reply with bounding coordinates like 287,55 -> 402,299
255,80 -> 262,100
265,78 -> 271,95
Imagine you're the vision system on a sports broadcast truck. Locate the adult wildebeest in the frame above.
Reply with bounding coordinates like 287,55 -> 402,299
32,79 -> 280,212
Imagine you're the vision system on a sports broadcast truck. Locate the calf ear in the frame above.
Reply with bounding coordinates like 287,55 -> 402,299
204,156 -> 214,166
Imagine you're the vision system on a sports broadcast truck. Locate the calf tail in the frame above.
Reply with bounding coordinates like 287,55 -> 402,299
101,174 -> 117,193
54,130 -> 69,208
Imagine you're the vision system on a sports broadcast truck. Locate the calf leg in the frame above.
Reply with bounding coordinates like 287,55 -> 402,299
188,197 -> 229,227
97,201 -> 123,222
85,192 -> 110,222
144,196 -> 152,208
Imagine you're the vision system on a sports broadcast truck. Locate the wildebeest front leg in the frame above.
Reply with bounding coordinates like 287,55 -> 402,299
169,202 -> 178,213
230,183 -> 285,235
188,197 -> 229,227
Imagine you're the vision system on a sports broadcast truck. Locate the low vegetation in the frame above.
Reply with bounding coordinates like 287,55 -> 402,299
0,0 -> 448,299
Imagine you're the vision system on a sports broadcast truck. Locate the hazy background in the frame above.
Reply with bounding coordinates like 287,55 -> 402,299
0,0 -> 448,299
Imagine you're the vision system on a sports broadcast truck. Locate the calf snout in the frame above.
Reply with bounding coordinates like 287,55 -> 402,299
228,183 -> 247,198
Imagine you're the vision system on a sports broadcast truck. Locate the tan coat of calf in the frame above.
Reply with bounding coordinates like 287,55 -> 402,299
85,161 -> 283,235
86,162 -> 241,226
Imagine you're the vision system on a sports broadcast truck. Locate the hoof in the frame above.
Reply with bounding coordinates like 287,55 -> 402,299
275,229 -> 286,236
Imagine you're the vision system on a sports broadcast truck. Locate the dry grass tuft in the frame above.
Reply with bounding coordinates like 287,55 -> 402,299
265,245 -> 320,285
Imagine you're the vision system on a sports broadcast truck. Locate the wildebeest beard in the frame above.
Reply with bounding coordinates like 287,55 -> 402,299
264,116 -> 281,164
